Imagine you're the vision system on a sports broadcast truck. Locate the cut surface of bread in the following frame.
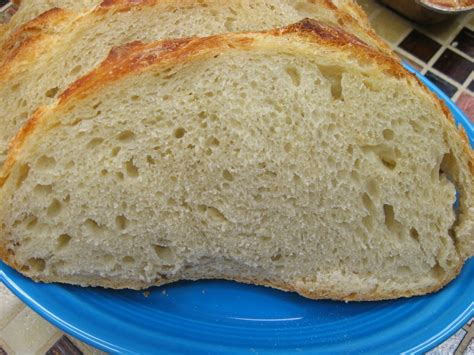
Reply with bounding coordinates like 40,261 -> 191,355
0,0 -> 392,166
0,20 -> 472,301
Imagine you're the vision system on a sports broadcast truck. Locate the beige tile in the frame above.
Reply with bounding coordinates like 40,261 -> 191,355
37,332 -> 63,354
370,8 -> 412,44
0,338 -> 14,355
356,0 -> 382,17
0,284 -> 25,330
70,337 -> 107,355
0,307 -> 61,354
467,12 -> 474,28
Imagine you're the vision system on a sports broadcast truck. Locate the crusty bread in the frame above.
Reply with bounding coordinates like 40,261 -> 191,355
0,0 -> 101,43
0,0 -> 392,167
1,20 -> 472,300
0,0 -> 376,52
4,0 -> 371,37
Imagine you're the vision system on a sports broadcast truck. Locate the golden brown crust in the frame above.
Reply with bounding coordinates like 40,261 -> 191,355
0,8 -> 72,72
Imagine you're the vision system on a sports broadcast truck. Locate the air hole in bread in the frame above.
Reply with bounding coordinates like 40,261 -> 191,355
318,65 -> 343,100
409,120 -> 423,133
382,129 -> 394,140
381,157 -> 396,170
45,87 -> 59,98
361,145 -> 397,170
224,16 -> 236,31
153,244 -> 174,262
361,193 -> 376,215
36,155 -> 56,170
57,234 -> 71,250
146,155 -> 155,165
111,146 -> 121,157
362,79 -> 381,93
15,164 -> 30,188
284,143 -> 292,153
366,178 -> 379,198
26,216 -> 38,230
430,263 -> 446,281
222,169 -> 234,181
47,199 -> 62,218
34,184 -> 53,196
383,204 -> 403,236
27,257 -> 45,272
167,198 -> 176,206
11,83 -> 21,92
285,66 -> 301,87
293,174 -> 302,185
271,254 -> 282,262
115,215 -> 128,230
207,136 -> 219,146
294,1 -> 318,13
131,95 -> 140,101
84,218 -> 102,234
86,137 -> 104,149
397,266 -> 411,275
115,171 -> 124,181
103,254 -> 114,265
174,127 -> 186,139
350,170 -> 360,183
70,65 -> 82,76
207,206 -> 228,223
100,169 -> 108,176
19,111 -> 28,121
410,228 -> 419,242
362,215 -> 374,232
117,130 -> 136,142
124,159 -> 139,177
122,256 -> 135,264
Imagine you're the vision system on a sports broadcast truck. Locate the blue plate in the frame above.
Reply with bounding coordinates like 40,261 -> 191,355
1,65 -> 473,354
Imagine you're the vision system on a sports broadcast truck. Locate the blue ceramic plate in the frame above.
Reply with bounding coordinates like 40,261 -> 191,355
1,65 -> 473,354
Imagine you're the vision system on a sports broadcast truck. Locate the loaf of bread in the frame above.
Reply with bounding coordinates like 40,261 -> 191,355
0,0 -> 391,166
1,20 -> 472,300
2,0 -> 371,42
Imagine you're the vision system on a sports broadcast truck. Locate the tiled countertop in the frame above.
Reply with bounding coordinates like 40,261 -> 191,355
0,1 -> 473,354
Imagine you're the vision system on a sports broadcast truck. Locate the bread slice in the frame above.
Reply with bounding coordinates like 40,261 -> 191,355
0,0 -> 393,167
1,20 -> 472,300
0,0 -> 101,44
3,0 -> 371,41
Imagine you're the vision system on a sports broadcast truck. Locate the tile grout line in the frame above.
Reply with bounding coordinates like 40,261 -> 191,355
452,71 -> 474,101
429,66 -> 463,90
446,44 -> 474,63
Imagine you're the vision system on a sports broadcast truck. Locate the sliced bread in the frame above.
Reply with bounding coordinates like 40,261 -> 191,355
1,20 -> 472,300
0,0 -> 392,166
